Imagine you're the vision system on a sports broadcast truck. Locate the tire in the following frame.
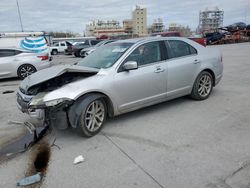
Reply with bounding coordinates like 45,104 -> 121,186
17,64 -> 37,79
51,50 -> 58,55
190,71 -> 213,100
76,96 -> 107,137
79,50 -> 86,58
74,51 -> 80,57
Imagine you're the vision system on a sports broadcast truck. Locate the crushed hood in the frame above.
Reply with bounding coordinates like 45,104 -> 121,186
20,65 -> 99,93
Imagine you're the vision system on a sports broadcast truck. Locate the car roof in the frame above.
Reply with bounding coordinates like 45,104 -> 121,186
0,47 -> 48,54
113,36 -> 188,44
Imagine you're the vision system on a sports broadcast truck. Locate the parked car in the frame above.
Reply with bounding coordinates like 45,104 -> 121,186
226,22 -> 247,31
189,37 -> 206,46
205,32 -> 225,45
64,41 -> 74,55
17,37 -> 223,137
0,48 -> 52,79
50,41 -> 69,55
79,40 -> 114,58
247,25 -> 250,37
72,39 -> 101,57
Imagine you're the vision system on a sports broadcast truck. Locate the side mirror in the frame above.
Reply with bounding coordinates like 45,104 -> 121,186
123,61 -> 138,71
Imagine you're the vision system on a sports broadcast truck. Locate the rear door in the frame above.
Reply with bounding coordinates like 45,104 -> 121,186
0,49 -> 16,78
113,41 -> 168,113
165,40 -> 200,97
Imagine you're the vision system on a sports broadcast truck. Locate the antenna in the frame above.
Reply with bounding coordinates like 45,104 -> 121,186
16,0 -> 24,32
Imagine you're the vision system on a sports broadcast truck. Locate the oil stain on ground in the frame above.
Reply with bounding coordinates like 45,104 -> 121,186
23,141 -> 51,188
0,124 -> 54,187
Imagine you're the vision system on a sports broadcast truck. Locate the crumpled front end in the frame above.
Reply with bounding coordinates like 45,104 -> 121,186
16,65 -> 99,129
17,88 -> 73,130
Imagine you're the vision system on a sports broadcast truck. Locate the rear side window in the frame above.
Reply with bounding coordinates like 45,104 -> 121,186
61,43 -> 66,46
189,45 -> 197,55
0,49 -> 16,57
166,40 -> 197,59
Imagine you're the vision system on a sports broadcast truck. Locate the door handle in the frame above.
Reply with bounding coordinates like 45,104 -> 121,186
154,67 -> 165,73
193,59 -> 201,64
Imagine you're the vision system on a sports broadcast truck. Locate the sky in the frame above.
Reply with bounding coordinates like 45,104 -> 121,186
0,0 -> 249,34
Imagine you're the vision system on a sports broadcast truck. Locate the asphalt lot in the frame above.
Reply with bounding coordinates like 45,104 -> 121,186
0,42 -> 250,188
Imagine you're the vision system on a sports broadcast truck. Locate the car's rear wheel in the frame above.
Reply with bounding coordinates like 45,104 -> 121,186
17,64 -> 37,79
190,71 -> 213,100
77,97 -> 107,137
74,51 -> 80,57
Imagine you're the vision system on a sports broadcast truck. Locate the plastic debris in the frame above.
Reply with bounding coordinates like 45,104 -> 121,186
73,155 -> 84,164
16,173 -> 42,187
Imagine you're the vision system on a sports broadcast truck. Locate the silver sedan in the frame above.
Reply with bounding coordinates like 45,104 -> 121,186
17,37 -> 223,137
0,48 -> 52,79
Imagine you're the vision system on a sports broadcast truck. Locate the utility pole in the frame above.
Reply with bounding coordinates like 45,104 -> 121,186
16,0 -> 24,32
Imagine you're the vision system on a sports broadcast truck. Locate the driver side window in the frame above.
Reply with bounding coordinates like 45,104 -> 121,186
124,42 -> 162,66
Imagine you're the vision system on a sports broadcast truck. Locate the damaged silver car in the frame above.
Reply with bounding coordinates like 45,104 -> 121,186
17,37 -> 223,137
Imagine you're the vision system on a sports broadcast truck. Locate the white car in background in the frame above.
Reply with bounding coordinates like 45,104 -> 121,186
0,48 -> 52,79
50,41 -> 69,55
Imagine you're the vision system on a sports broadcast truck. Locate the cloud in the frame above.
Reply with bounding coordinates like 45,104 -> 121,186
0,0 -> 249,33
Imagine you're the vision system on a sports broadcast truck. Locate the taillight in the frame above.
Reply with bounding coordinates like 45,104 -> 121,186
37,54 -> 49,61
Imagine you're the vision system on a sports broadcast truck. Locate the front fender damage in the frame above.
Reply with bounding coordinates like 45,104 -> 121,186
67,94 -> 106,128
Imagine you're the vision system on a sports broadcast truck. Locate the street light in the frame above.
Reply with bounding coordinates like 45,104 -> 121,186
16,0 -> 24,32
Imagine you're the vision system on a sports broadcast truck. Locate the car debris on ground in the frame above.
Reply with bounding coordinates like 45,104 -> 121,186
73,155 -> 85,165
16,172 -> 42,187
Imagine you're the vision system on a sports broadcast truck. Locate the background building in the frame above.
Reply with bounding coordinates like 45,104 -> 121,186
150,18 -> 165,33
132,5 -> 148,37
85,20 -> 126,37
198,7 -> 224,34
123,19 -> 133,36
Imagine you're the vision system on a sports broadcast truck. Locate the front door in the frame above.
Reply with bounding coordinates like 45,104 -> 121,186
112,41 -> 168,113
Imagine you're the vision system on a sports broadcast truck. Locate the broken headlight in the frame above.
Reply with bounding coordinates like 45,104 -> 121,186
29,92 -> 48,107
45,98 -> 71,107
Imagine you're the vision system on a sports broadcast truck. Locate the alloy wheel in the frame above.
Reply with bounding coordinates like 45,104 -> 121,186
84,100 -> 105,132
19,65 -> 36,79
198,74 -> 212,97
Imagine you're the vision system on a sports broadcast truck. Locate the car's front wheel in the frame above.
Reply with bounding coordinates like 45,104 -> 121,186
77,97 -> 107,137
190,71 -> 213,100
17,64 -> 37,79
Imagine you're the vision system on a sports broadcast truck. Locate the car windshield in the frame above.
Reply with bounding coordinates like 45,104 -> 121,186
78,42 -> 133,69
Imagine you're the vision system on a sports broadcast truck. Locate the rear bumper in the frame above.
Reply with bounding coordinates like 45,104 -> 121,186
215,73 -> 223,85
36,60 -> 52,71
